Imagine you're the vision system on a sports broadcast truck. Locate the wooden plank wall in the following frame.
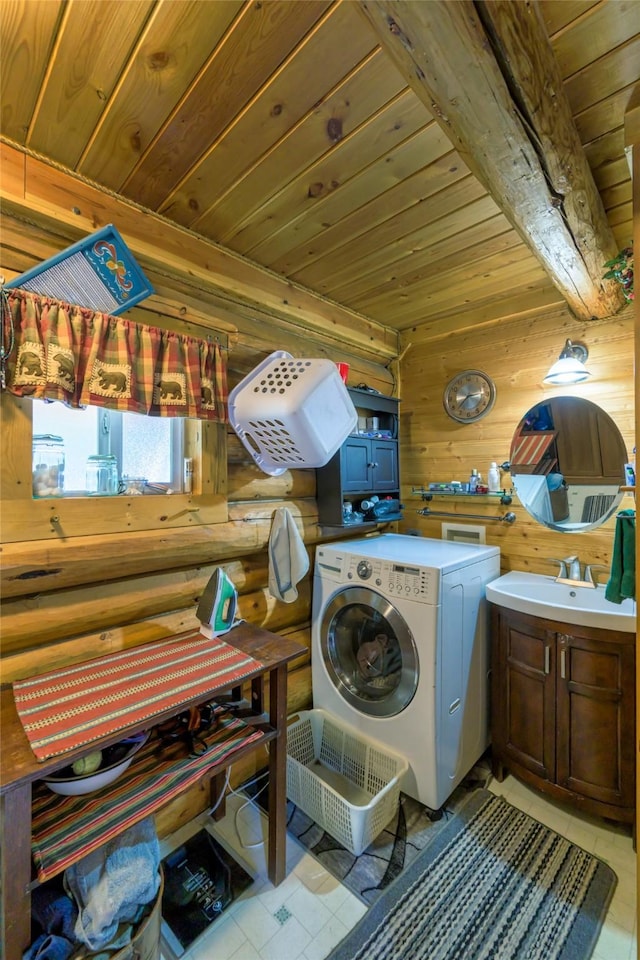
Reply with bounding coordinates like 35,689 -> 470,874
398,301 -> 635,574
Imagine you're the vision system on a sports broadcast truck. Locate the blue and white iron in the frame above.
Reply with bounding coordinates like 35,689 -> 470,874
196,568 -> 238,638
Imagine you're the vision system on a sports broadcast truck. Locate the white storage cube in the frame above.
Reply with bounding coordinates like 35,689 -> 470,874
228,352 -> 357,476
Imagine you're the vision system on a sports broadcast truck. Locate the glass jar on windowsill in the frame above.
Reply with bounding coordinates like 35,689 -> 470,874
121,476 -> 148,495
33,435 -> 65,498
86,455 -> 119,496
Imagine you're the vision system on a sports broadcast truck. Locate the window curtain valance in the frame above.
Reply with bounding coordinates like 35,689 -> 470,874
1,289 -> 227,421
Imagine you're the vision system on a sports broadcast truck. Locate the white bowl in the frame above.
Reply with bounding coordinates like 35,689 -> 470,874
43,731 -> 149,796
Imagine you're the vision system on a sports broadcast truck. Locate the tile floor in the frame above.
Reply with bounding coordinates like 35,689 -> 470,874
160,774 -> 637,960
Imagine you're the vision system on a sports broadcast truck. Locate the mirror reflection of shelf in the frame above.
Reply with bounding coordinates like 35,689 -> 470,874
510,430 -> 558,476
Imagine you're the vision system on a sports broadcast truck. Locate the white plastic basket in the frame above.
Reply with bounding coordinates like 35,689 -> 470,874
228,352 -> 357,476
286,709 -> 408,856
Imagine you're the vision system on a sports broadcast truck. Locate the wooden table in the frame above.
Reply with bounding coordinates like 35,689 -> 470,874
0,623 -> 305,960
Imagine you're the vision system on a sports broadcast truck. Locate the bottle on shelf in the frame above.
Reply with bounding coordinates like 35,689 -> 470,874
469,468 -> 479,493
488,462 -> 500,492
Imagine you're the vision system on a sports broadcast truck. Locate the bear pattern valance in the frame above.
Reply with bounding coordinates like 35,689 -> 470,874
1,289 -> 227,421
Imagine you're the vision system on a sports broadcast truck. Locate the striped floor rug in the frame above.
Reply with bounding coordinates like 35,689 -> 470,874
328,790 -> 616,960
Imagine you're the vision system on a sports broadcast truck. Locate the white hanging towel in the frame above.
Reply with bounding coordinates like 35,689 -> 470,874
268,507 -> 309,603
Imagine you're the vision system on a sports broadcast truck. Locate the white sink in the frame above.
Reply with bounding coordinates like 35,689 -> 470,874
486,571 -> 636,632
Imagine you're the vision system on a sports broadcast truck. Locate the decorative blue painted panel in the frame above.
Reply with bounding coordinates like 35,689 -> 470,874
5,224 -> 153,315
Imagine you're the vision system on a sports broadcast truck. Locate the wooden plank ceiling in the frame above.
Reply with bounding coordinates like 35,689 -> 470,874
1,0 -> 638,335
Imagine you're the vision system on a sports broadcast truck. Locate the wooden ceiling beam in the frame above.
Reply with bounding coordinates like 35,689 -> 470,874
359,0 -> 624,320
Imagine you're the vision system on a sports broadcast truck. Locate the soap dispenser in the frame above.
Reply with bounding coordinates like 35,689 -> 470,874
488,462 -> 500,492
469,468 -> 478,493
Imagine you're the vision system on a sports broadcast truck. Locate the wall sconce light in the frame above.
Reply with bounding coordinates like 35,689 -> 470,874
543,339 -> 591,385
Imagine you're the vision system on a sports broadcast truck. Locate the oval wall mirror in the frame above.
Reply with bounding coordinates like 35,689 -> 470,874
509,396 -> 628,532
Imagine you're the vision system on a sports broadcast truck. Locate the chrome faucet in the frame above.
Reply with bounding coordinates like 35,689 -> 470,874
563,555 -> 582,581
546,556 -> 604,588
546,556 -> 581,580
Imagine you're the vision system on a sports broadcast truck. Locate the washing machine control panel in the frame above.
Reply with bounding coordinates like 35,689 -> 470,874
346,556 -> 437,602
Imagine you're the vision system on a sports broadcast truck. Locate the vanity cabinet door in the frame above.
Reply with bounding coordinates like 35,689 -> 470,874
491,607 -> 556,782
555,629 -> 635,810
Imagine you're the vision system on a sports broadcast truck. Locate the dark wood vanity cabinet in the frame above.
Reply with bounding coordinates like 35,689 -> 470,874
490,604 -> 636,825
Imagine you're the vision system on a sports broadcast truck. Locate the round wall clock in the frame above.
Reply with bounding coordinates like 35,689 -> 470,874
443,370 -> 496,423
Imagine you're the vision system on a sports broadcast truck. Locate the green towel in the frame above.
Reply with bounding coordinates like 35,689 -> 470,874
605,509 -> 636,604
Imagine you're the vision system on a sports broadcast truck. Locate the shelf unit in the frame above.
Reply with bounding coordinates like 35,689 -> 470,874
316,387 -> 401,527
0,623 -> 305,960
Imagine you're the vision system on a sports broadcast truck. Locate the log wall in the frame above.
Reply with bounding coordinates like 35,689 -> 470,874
1,146 -> 635,844
398,301 -> 635,573
0,164 -> 397,837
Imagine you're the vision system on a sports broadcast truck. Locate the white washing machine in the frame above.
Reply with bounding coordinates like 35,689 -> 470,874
311,533 -> 500,810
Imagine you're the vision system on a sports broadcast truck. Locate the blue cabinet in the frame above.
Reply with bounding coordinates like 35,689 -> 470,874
317,388 -> 401,526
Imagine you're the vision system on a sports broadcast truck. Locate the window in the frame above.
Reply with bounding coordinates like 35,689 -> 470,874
32,400 -> 185,495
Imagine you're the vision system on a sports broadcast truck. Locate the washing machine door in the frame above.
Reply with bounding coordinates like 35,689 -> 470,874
320,586 -> 419,718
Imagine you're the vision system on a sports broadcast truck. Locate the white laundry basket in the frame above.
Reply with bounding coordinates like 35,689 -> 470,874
286,709 -> 408,856
228,352 -> 357,476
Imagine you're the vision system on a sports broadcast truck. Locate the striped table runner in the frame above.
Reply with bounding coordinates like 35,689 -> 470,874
13,630 -> 264,761
32,710 -> 264,881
